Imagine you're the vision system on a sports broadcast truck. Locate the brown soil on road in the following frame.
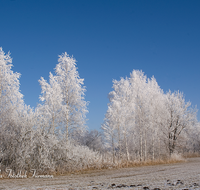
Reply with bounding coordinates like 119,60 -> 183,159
0,157 -> 200,189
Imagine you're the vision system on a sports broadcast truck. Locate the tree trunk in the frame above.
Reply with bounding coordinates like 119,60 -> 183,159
140,132 -> 143,162
124,130 -> 130,162
152,135 -> 155,161
144,130 -> 147,161
66,108 -> 69,144
112,135 -> 115,164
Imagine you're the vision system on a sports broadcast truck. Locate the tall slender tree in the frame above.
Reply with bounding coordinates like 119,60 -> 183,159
38,72 -> 63,135
37,52 -> 88,143
55,52 -> 88,142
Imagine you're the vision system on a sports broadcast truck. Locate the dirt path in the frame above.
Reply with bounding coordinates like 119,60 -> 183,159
0,157 -> 200,189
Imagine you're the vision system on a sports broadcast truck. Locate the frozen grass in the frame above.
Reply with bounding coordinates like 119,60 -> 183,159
170,153 -> 185,161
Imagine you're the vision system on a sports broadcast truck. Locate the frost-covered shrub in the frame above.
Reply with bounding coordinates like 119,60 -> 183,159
170,153 -> 185,161
24,130 -> 104,173
54,141 -> 103,172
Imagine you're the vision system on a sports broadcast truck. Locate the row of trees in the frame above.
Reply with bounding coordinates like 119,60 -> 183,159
0,47 -> 199,174
102,70 -> 198,163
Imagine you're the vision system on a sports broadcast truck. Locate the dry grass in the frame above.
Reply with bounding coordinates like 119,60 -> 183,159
53,154 -> 187,176
183,152 -> 200,158
117,158 -> 185,169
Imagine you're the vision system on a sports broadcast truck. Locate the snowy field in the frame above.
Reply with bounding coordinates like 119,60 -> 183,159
1,157 -> 200,190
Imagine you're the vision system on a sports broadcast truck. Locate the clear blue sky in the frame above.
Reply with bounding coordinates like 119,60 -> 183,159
1,0 -> 200,130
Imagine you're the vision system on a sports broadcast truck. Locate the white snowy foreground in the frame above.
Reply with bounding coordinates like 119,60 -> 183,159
0,157 -> 200,190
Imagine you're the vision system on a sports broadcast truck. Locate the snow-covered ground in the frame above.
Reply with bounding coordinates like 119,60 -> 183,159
1,157 -> 200,190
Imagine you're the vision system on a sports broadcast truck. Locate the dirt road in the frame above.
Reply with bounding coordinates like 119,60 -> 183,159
0,157 -> 200,189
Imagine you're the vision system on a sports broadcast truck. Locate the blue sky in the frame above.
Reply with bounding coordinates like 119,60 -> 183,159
1,0 -> 200,130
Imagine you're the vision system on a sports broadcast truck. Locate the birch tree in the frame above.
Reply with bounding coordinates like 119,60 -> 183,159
38,72 -> 63,135
129,70 -> 149,161
146,76 -> 165,160
55,52 -> 88,143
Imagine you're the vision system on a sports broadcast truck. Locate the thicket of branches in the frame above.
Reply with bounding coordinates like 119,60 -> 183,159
0,47 -> 200,174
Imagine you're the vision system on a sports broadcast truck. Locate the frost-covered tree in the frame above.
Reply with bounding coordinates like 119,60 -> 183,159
102,77 -> 131,162
32,52 -> 90,171
0,47 -> 24,126
161,91 -> 197,156
73,130 -> 104,152
38,72 -> 63,135
102,71 -> 148,162
55,52 -> 88,142
0,47 -> 32,170
37,52 -> 88,143
146,77 -> 165,160
129,70 -> 149,161
186,122 -> 200,153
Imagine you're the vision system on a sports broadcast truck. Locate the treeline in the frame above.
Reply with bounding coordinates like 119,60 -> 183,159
0,47 -> 200,174
102,70 -> 200,163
